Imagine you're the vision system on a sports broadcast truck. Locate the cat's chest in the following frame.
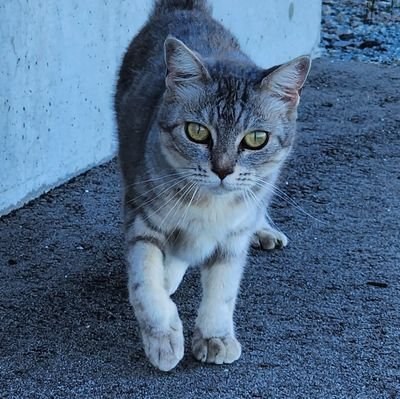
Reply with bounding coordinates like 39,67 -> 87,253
187,196 -> 247,234
167,197 -> 252,264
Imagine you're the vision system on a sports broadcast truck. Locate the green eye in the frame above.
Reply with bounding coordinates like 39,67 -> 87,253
242,131 -> 269,150
185,122 -> 211,144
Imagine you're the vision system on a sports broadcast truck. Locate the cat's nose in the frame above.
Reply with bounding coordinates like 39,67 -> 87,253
211,166 -> 234,181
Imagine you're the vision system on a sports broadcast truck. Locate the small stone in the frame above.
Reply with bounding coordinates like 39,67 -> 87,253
367,281 -> 388,288
382,95 -> 398,103
359,39 -> 381,49
338,32 -> 355,41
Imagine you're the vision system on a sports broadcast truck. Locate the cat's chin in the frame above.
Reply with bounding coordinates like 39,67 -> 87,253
205,182 -> 237,196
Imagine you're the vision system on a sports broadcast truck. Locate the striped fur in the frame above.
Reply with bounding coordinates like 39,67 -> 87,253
115,0 -> 310,371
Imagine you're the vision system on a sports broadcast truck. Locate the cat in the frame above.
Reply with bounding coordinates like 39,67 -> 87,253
115,0 -> 310,371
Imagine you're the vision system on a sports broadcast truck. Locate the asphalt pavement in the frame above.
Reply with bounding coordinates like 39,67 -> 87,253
1,59 -> 399,398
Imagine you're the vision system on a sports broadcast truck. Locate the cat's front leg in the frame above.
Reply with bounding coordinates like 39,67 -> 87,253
192,236 -> 249,365
126,218 -> 184,371
252,213 -> 288,250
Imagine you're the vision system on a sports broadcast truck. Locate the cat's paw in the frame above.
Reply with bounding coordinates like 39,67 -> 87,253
141,320 -> 184,371
251,228 -> 288,250
192,329 -> 241,364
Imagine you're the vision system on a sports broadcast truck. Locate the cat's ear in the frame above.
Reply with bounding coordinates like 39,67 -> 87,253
261,56 -> 311,106
164,36 -> 211,91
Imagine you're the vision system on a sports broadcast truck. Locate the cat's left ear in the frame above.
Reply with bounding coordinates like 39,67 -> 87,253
261,56 -> 311,106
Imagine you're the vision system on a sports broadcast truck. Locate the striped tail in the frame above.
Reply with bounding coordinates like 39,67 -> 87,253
152,0 -> 211,16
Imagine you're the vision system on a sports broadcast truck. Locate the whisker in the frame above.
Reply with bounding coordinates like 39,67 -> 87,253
174,166 -> 198,172
247,188 -> 283,232
141,181 -> 192,224
158,182 -> 195,229
127,174 -> 191,208
242,190 -> 251,211
252,178 -> 326,224
264,210 -> 280,231
181,186 -> 198,224
164,183 -> 197,243
125,171 -> 192,189
246,188 -> 264,210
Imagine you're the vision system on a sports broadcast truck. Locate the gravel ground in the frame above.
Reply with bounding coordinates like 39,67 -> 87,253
321,0 -> 400,64
1,58 -> 399,398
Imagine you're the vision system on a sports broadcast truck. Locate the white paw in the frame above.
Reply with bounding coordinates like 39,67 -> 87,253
251,227 -> 288,250
141,319 -> 184,371
192,329 -> 241,364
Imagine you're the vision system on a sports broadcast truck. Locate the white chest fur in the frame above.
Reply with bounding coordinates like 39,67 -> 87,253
167,193 -> 255,265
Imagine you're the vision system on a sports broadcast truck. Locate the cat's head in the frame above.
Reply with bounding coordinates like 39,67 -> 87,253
156,36 -> 310,196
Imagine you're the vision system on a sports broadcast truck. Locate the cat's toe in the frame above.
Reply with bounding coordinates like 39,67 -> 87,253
141,323 -> 184,371
192,330 -> 241,364
252,228 -> 288,250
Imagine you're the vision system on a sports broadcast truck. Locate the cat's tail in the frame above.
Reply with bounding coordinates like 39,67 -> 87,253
152,0 -> 211,16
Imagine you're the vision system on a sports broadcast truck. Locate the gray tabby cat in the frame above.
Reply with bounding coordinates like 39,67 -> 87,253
115,0 -> 310,371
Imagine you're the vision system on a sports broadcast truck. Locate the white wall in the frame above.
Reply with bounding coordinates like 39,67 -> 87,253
214,0 -> 322,66
0,0 -> 321,216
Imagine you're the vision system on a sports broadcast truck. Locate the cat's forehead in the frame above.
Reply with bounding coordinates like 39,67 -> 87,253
197,76 -> 266,130
173,62 -> 276,130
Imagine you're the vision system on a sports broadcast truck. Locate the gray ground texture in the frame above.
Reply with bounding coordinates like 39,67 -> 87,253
1,59 -> 399,398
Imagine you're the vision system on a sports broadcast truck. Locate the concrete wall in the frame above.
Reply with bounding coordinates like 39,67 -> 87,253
0,0 -> 321,216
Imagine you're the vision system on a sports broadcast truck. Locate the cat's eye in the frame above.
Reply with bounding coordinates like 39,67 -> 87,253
185,122 -> 211,144
242,131 -> 269,150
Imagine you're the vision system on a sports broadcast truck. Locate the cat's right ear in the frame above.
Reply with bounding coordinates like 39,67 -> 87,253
164,36 -> 211,91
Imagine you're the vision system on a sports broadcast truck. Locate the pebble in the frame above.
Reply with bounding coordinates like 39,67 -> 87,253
338,32 -> 355,41
359,39 -> 382,49
321,0 -> 400,65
